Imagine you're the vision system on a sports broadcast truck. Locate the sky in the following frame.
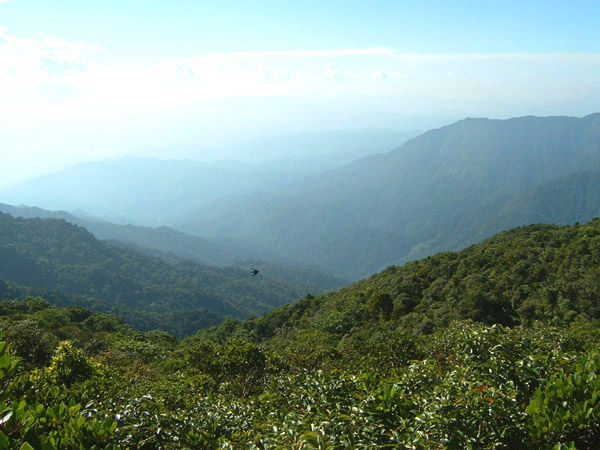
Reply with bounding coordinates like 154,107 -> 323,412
1,0 -> 600,186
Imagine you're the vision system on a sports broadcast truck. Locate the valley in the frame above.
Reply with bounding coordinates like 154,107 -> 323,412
2,2 -> 599,447
2,216 -> 600,448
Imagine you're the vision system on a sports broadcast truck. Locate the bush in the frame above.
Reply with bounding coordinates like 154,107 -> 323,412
0,334 -> 117,449
1,319 -> 58,368
46,341 -> 97,386
527,349 -> 600,448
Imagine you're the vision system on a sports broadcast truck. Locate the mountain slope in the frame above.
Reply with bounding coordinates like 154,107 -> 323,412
0,201 -> 276,265
195,217 -> 600,345
406,170 -> 600,261
0,203 -> 348,292
0,213 -> 311,334
176,113 -> 600,278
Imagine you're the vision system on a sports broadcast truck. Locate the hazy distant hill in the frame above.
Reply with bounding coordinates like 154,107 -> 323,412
0,213 -> 314,335
0,157 -> 324,225
198,128 -> 421,164
0,129 -> 417,225
124,129 -> 419,165
175,113 -> 600,279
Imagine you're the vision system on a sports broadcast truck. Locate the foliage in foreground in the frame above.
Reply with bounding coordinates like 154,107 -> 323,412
4,218 -> 600,448
2,303 -> 600,449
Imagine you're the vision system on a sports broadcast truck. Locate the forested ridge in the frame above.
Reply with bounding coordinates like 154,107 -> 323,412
200,218 -> 600,347
0,213 -> 311,337
0,201 -> 282,268
0,203 -> 348,294
2,219 -> 600,448
0,277 -> 224,339
406,170 -> 600,262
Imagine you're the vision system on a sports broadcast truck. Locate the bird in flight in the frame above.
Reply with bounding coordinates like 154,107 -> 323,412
251,268 -> 259,276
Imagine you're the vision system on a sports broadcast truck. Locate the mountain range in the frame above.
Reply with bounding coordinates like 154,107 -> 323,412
1,129 -> 418,226
175,113 -> 600,278
2,114 -> 600,282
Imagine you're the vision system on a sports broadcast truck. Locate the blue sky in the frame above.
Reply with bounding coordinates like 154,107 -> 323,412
4,0 -> 600,56
1,0 -> 599,185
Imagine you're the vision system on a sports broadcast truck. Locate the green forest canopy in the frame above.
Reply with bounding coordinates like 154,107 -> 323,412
2,218 -> 600,447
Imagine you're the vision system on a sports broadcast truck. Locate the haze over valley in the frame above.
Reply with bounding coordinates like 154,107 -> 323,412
4,113 -> 600,281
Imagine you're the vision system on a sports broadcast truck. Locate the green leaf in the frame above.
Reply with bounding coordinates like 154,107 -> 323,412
0,430 -> 8,448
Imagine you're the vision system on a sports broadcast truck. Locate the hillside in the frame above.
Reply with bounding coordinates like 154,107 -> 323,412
0,201 -> 277,265
4,219 -> 600,448
194,217 -> 600,348
0,213 -> 312,336
0,203 -> 347,292
176,113 -> 600,279
405,170 -> 600,261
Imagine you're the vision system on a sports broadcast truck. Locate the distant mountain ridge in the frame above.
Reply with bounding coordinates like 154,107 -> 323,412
0,157 -> 319,225
3,114 -> 600,281
0,129 -> 417,226
175,113 -> 600,278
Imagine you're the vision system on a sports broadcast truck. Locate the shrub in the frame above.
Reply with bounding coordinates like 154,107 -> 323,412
527,349 -> 600,448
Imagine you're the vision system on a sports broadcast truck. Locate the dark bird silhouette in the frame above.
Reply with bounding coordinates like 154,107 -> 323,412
251,268 -> 259,276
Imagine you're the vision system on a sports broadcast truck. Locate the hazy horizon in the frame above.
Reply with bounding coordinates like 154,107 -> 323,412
1,0 -> 599,186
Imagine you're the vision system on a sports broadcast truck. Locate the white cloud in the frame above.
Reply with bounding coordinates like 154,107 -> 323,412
1,25 -> 600,184
0,27 -> 104,109
2,25 -> 599,116
256,64 -> 290,82
348,68 -> 412,80
316,62 -> 344,81
447,69 -> 472,77
0,27 -> 103,66
189,47 -> 396,60
386,52 -> 600,63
